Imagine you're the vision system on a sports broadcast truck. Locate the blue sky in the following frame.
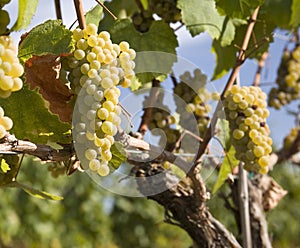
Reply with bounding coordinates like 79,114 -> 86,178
4,0 -> 296,148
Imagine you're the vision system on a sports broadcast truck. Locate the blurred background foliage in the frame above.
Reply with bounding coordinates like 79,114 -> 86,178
0,156 -> 299,247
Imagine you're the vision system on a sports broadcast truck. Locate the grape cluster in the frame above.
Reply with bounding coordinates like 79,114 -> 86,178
63,23 -> 135,176
268,46 -> 300,109
149,0 -> 181,23
132,10 -> 154,33
223,85 -> 272,174
0,35 -> 24,98
0,106 -> 12,139
174,69 -> 216,139
283,126 -> 300,150
0,0 -> 10,34
143,90 -> 179,151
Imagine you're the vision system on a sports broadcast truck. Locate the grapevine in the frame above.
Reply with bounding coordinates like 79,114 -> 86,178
63,23 -> 135,177
268,45 -> 300,109
223,85 -> 272,173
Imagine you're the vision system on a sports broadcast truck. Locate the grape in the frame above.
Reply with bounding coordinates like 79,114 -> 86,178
132,10 -> 154,33
224,85 -> 272,173
269,45 -> 300,109
97,162 -> 110,176
174,69 -> 217,139
148,0 -> 181,23
283,127 -> 300,150
62,23 -> 136,177
0,106 -> 13,139
0,36 -> 24,96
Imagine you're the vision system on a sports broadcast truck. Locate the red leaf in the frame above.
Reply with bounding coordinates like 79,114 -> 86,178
25,54 -> 73,123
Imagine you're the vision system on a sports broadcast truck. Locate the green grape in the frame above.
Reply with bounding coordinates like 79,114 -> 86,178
224,85 -> 272,173
174,69 -> 216,139
97,162 -> 110,176
62,23 -> 136,177
269,45 -> 300,109
0,36 -> 24,95
149,0 -> 181,23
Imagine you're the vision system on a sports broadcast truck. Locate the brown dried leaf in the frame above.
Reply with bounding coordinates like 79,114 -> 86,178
257,175 -> 288,211
25,54 -> 73,123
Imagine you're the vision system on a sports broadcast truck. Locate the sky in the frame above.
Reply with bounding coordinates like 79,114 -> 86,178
4,0 -> 297,148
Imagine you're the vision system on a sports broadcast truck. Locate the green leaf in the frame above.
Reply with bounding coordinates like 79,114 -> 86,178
85,4 -> 103,26
216,118 -> 231,151
18,20 -> 73,62
212,145 -> 239,193
11,0 -> 38,31
262,0 -> 292,29
0,85 -> 71,144
10,181 -> 63,200
109,142 -> 127,169
177,0 -> 236,46
98,0 -> 139,31
290,0 -> 300,27
215,0 -> 264,19
211,15 -> 274,80
211,39 -> 237,80
109,19 -> 178,83
0,159 -> 10,173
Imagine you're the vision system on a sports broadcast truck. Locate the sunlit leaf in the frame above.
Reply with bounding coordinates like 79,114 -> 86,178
212,145 -> 239,193
11,0 -> 38,31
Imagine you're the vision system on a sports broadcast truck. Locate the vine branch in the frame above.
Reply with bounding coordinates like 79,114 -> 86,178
73,0 -> 86,29
54,0 -> 62,20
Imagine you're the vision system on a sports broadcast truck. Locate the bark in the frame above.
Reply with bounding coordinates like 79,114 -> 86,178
134,162 -> 242,248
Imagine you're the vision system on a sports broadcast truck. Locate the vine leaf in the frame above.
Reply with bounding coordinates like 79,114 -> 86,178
212,39 -> 237,80
11,0 -> 38,31
177,0 -> 236,46
109,19 -> 178,84
290,0 -> 300,27
18,20 -> 73,62
0,85 -> 71,144
109,142 -> 126,169
212,145 -> 239,194
9,181 -> 63,201
216,118 -> 231,151
262,0 -> 293,29
25,54 -> 73,123
212,13 -> 275,80
215,0 -> 264,19
86,4 -> 103,26
98,0 -> 139,31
